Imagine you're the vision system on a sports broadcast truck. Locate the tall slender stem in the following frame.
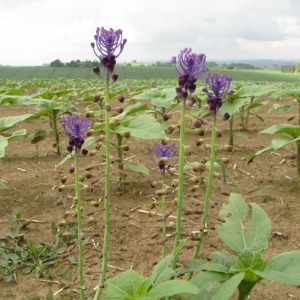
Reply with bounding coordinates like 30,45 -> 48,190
192,113 -> 217,262
74,153 -> 84,299
172,100 -> 186,269
161,173 -> 167,258
94,75 -> 111,300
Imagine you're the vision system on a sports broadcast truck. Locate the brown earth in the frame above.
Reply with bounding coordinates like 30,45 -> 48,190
0,97 -> 300,300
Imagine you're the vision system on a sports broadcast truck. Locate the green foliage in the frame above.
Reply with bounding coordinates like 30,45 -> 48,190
0,217 -> 68,283
103,253 -> 200,299
179,194 -> 300,300
248,124 -> 300,176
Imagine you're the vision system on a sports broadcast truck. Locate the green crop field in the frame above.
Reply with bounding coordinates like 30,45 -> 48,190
0,65 -> 300,82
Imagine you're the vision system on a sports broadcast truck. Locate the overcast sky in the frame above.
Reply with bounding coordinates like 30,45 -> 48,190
1,0 -> 300,66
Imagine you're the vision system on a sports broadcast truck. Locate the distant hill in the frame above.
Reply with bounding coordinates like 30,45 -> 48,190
215,59 -> 297,67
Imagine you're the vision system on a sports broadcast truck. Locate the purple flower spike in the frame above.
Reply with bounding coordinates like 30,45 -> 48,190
203,73 -> 234,114
172,48 -> 207,102
148,142 -> 177,175
91,27 -> 127,74
62,113 -> 94,154
172,48 -> 207,79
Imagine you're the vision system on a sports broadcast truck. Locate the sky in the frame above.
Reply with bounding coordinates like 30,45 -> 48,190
1,0 -> 300,66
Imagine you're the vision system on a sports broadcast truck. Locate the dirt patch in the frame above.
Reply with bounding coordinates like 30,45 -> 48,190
0,97 -> 300,300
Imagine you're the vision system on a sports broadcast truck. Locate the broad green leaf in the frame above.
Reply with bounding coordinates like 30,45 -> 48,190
103,269 -> 146,299
211,251 -> 237,269
126,162 -> 149,176
248,144 -> 274,164
254,251 -> 300,285
7,129 -> 27,142
212,272 -> 245,300
261,124 -> 300,138
148,280 -> 200,298
215,193 -> 271,253
175,259 -> 228,277
0,135 -> 8,158
150,254 -> 174,286
0,180 -> 7,188
115,115 -> 166,139
0,114 -> 32,132
182,272 -> 230,300
271,136 -> 293,150
220,98 -> 245,115
133,87 -> 176,108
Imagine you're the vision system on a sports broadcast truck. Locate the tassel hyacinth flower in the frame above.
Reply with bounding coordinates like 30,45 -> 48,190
91,27 -> 127,75
203,72 -> 234,115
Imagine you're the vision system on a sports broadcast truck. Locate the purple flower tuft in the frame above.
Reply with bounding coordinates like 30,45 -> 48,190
172,48 -> 207,79
203,73 -> 234,114
148,142 -> 177,175
62,113 -> 94,154
91,27 -> 127,74
172,48 -> 207,103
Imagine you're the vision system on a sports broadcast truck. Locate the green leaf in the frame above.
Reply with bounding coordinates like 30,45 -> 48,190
212,272 -> 245,300
103,269 -> 146,299
248,144 -> 274,164
115,115 -> 166,139
271,136 -> 293,150
147,280 -> 200,298
215,193 -> 271,253
261,124 -> 300,138
182,272 -> 231,300
0,114 -> 32,132
220,98 -> 245,115
254,251 -> 300,285
126,162 -> 149,176
7,129 -> 27,142
0,135 -> 8,158
0,180 -> 7,188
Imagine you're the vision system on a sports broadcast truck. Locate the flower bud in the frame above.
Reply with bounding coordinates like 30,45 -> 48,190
188,97 -> 196,106
109,118 -> 120,126
223,144 -> 233,152
60,176 -> 67,184
85,110 -> 94,118
195,138 -> 204,147
166,124 -> 176,134
115,107 -> 123,114
118,95 -> 125,103
222,113 -> 230,121
94,93 -> 101,102
105,104 -> 111,111
200,118 -> 208,125
220,157 -> 229,164
195,128 -> 205,136
112,73 -> 119,82
89,150 -> 97,156
93,66 -> 100,76
192,162 -> 206,173
171,179 -> 178,188
162,113 -> 172,121
161,138 -> 170,145
168,168 -> 176,175
192,118 -> 201,128
121,131 -> 131,138
85,172 -> 92,179
58,185 -> 65,192
81,149 -> 88,156
216,129 -> 222,138
121,144 -> 130,151
69,164 -> 75,173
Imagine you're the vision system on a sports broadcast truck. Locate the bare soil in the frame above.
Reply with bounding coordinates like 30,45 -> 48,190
0,97 -> 300,300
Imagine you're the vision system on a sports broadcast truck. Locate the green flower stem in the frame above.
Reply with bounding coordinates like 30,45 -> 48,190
94,75 -> 111,300
74,153 -> 84,300
172,100 -> 186,270
229,114 -> 234,146
161,175 -> 167,258
191,113 -> 217,262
